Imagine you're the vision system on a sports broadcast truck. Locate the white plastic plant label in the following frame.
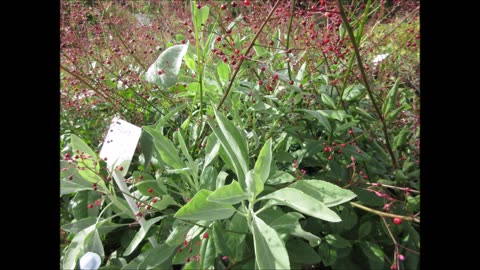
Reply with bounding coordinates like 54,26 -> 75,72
99,117 -> 142,177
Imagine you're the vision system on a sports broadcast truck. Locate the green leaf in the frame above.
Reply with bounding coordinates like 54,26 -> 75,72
251,215 -> 290,270
174,130 -> 198,180
287,239 -> 322,264
70,191 -> 89,220
139,131 -> 154,171
289,180 -> 356,207
253,138 -> 272,184
359,221 -> 372,239
152,195 -> 182,211
257,188 -> 341,222
137,243 -> 177,270
174,189 -> 236,221
359,241 -> 385,269
317,241 -> 337,266
342,84 -> 366,102
270,212 -> 321,246
325,234 -> 351,248
382,78 -> 401,117
246,170 -> 264,201
295,62 -> 307,82
124,216 -> 166,256
192,4 -> 209,31
62,217 -> 122,236
165,221 -> 193,246
321,94 -> 336,109
203,134 -> 221,170
60,179 -> 92,195
217,62 -> 230,84
62,224 -> 96,270
154,104 -> 187,131
208,108 -> 249,189
207,180 -> 248,204
145,44 -> 189,88
266,170 -> 295,185
351,106 -> 376,121
134,180 -> 166,197
62,217 -> 114,270
200,166 -> 218,191
297,109 -> 332,133
85,229 -> 104,259
143,126 -> 184,169
393,125 -> 409,151
71,134 -> 102,183
353,187 -> 385,206
212,222 -> 232,256
199,231 -> 215,270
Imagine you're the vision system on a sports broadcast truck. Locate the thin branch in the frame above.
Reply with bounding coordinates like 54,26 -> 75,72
351,202 -> 420,223
335,0 -> 398,170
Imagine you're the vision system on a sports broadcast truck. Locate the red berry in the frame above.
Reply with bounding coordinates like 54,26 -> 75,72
88,204 -> 93,209
221,4 -> 227,10
196,4 -> 201,9
181,40 -> 186,44
216,36 -> 221,42
148,187 -> 153,193
393,217 -> 402,225
260,66 -> 265,72
258,80 -> 263,85
118,166 -> 124,171
273,74 -> 279,80
244,0 -> 250,6
235,49 -> 240,54
231,2 -> 237,7
152,198 -> 158,203
203,232 -> 209,239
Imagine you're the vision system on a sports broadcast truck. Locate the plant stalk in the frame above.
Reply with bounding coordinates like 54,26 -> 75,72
335,0 -> 398,170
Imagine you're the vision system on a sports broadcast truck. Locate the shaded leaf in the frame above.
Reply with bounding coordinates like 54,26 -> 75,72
124,216 -> 166,256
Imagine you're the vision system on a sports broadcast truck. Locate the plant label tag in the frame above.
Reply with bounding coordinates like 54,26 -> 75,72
99,117 -> 142,177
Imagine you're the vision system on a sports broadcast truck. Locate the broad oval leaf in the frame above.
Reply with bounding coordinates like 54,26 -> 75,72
253,138 -> 272,184
252,215 -> 290,270
246,170 -> 263,201
297,109 -> 332,133
145,44 -> 188,88
266,170 -> 295,185
174,189 -> 235,221
124,216 -> 166,256
207,180 -> 248,204
290,180 -> 356,207
143,126 -> 184,169
137,243 -> 177,270
286,239 -> 322,264
71,134 -> 102,183
208,108 -> 249,189
270,212 -> 321,246
257,188 -> 341,222
359,241 -> 385,269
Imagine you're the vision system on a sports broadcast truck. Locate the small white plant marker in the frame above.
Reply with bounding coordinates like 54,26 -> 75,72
99,117 -> 158,247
